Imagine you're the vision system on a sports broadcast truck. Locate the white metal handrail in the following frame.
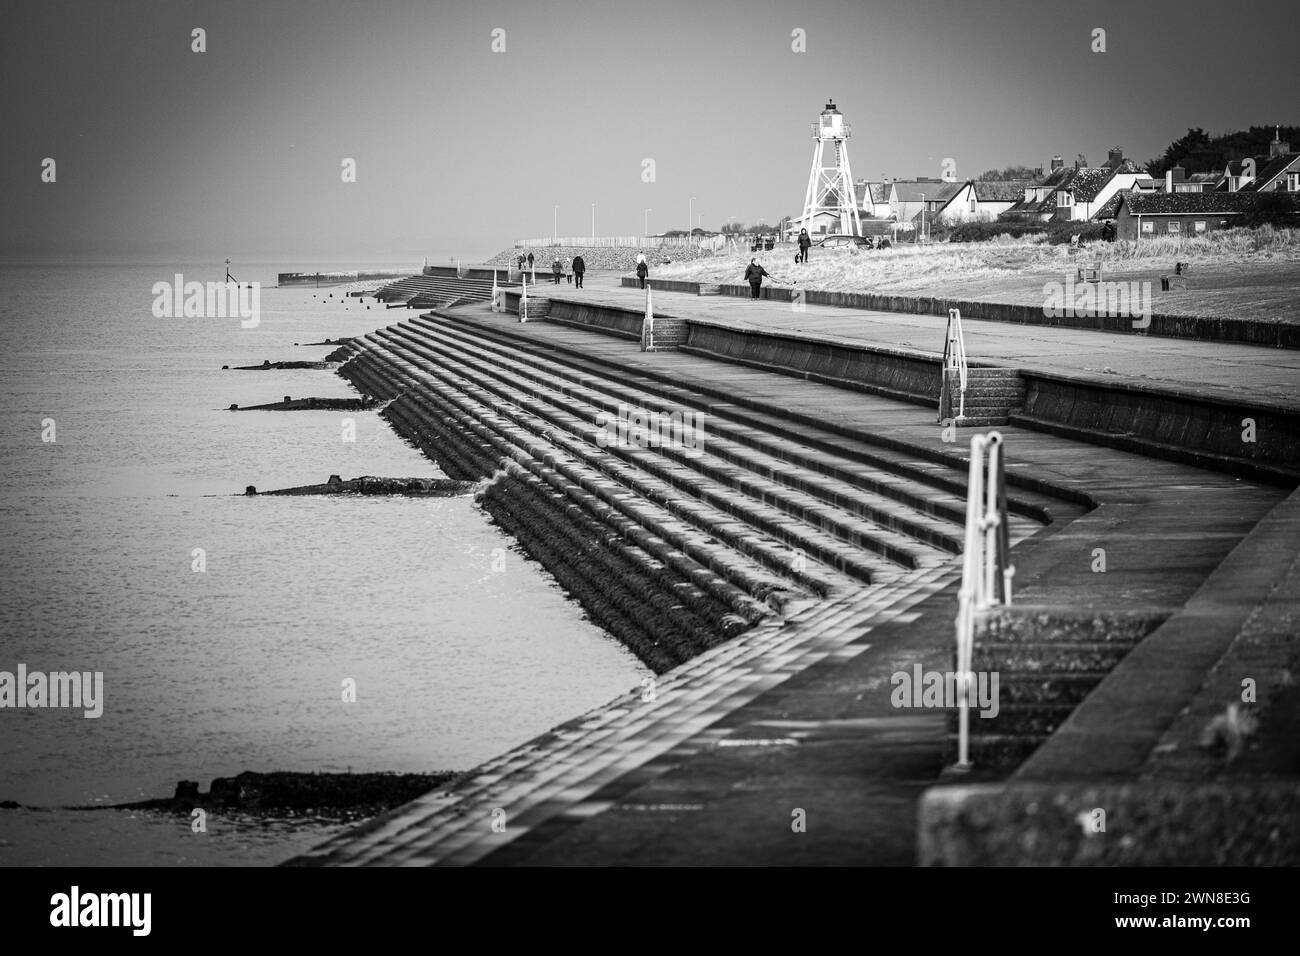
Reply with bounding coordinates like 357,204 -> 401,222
939,307 -> 968,423
954,431 -> 1015,769
640,283 -> 654,352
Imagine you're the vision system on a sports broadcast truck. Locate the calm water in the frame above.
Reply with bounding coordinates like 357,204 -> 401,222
0,257 -> 650,866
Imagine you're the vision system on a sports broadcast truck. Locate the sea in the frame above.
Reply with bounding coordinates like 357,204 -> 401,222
0,255 -> 650,866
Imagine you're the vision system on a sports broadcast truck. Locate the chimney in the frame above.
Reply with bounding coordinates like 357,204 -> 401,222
1050,155 -> 1064,173
1107,146 -> 1124,168
1171,165 -> 1186,184
1270,126 -> 1291,158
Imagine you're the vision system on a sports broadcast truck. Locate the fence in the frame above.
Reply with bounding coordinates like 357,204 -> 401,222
513,236 -> 706,249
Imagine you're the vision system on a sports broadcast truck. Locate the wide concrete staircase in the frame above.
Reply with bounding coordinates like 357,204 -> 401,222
325,311 -> 1073,672
372,273 -> 504,310
941,367 -> 1027,428
948,608 -> 1167,768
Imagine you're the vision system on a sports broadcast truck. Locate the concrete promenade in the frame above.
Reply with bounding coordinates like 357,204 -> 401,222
294,273 -> 1297,866
595,273 -> 1300,410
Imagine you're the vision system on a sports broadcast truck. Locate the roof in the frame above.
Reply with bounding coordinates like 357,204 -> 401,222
1059,167 -> 1112,202
854,181 -> 891,206
972,179 -> 1037,202
890,180 -> 959,203
1092,192 -> 1125,220
1243,153 -> 1300,191
1119,192 -> 1266,215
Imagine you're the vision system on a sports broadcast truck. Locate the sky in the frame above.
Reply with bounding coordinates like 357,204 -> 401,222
1,0 -> 1295,259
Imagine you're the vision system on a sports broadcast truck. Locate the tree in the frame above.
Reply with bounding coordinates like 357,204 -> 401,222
720,221 -> 746,235
976,165 -> 1040,181
1242,192 -> 1300,229
1146,125 -> 1300,177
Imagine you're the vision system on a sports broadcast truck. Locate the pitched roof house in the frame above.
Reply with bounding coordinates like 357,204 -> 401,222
1111,191 -> 1267,240
1003,149 -> 1154,222
927,179 -> 1039,223
1242,138 -> 1300,193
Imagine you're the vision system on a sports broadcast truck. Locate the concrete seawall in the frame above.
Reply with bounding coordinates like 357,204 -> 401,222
621,276 -> 1300,348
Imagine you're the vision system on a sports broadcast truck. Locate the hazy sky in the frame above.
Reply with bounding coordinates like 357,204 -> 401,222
2,0 -> 1295,258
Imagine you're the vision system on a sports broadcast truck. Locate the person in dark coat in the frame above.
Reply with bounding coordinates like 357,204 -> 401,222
798,229 -> 811,263
526,251 -> 535,271
552,257 -> 563,284
635,256 -> 649,289
744,258 -> 770,299
572,254 -> 586,288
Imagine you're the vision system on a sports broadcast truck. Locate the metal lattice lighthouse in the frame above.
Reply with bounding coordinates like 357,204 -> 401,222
800,101 -> 862,236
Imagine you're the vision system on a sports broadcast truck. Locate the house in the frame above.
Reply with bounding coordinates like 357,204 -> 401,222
1242,134 -> 1300,193
888,178 -> 958,224
932,179 -> 1041,223
1217,159 -> 1257,192
1111,192 -> 1263,240
1158,167 -> 1217,193
854,180 -> 891,219
1003,149 -> 1154,222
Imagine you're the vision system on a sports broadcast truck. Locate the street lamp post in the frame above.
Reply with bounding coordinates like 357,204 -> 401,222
591,202 -> 596,239
689,196 -> 696,240
553,205 -> 559,243
644,208 -> 651,236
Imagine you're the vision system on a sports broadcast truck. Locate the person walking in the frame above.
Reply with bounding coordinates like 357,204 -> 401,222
563,257 -> 572,283
552,257 -> 563,284
744,258 -> 770,299
572,254 -> 586,289
526,251 -> 535,272
635,252 -> 649,290
798,228 -> 811,263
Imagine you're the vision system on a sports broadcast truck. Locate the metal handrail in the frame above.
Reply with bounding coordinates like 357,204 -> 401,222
939,308 -> 969,423
954,431 -> 1015,769
640,283 -> 654,352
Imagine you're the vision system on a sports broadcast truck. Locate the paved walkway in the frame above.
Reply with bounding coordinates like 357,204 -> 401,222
566,274 -> 1300,410
292,294 -> 1289,866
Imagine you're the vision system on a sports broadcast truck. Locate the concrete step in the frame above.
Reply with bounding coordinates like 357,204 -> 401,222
946,733 -> 1048,769
375,327 -> 907,585
402,319 -> 970,561
418,315 -> 1058,533
973,641 -> 1134,673
348,339 -> 810,610
364,334 -> 870,594
962,703 -> 1078,737
997,672 -> 1104,706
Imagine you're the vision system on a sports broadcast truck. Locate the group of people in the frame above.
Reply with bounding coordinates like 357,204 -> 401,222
515,251 -> 586,287
548,255 -> 587,286
510,246 -> 782,300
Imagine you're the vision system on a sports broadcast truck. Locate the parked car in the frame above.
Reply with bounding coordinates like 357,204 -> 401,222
815,234 -> 872,249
